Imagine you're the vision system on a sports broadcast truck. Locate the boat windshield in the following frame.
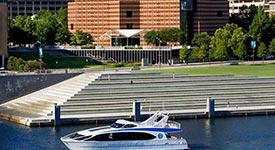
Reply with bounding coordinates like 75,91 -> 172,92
110,122 -> 124,128
110,123 -> 137,128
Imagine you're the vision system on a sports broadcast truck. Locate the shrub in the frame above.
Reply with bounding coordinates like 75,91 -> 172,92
125,46 -> 143,49
24,60 -> 46,72
81,45 -> 95,49
7,56 -> 25,71
7,56 -> 46,72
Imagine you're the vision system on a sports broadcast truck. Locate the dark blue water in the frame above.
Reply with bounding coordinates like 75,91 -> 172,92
1,116 -> 275,150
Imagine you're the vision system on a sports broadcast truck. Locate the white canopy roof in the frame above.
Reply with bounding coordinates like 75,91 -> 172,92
115,29 -> 144,37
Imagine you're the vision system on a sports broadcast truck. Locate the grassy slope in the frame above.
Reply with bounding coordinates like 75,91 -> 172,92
9,52 -> 275,77
142,64 -> 275,77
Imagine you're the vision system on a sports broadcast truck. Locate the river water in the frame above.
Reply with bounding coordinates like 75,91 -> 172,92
1,115 -> 275,150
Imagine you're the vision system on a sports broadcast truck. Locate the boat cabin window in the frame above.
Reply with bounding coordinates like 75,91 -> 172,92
86,132 -> 156,141
68,133 -> 84,139
123,124 -> 136,128
110,123 -> 136,128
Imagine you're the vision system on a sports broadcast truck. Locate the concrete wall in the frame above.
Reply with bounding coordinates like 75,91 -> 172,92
0,73 -> 80,104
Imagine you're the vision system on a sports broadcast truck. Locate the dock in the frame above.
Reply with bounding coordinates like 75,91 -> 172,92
1,72 -> 275,127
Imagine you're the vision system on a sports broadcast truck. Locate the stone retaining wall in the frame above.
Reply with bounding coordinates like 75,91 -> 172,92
0,73 -> 80,104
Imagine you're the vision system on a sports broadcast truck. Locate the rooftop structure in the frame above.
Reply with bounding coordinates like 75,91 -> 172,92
228,0 -> 275,17
264,0 -> 275,16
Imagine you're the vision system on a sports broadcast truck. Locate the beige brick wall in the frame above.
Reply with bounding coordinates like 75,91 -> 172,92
68,0 -> 180,46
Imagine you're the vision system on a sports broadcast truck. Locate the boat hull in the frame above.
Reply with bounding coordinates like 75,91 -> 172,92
62,139 -> 188,150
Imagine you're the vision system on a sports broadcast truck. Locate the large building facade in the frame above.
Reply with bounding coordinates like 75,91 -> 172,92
7,0 -> 73,18
228,0 -> 275,17
68,0 -> 229,47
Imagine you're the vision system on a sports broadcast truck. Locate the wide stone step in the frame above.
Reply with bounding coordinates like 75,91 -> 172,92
5,102 -> 51,116
75,86 -> 275,97
69,90 -> 275,101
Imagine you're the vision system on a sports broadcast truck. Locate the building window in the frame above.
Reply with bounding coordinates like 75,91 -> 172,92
217,11 -> 223,17
127,23 -> 133,29
71,24 -> 74,30
126,11 -> 132,18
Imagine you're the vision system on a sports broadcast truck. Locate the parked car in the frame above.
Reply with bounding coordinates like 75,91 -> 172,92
266,55 -> 274,60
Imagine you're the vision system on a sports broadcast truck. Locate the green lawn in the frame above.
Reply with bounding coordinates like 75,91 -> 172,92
141,64 -> 275,77
8,52 -> 275,77
9,52 -> 102,69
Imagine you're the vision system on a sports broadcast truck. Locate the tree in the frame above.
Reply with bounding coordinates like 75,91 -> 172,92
234,42 -> 247,61
144,28 -> 183,46
211,23 -> 247,60
230,5 -> 258,32
191,32 -> 211,61
54,8 -> 71,44
211,28 -> 229,60
229,27 -> 247,60
8,15 -> 35,45
159,28 -> 182,45
248,6 -> 272,44
70,30 -> 94,45
257,42 -> 267,63
269,38 -> 275,55
179,45 -> 190,63
144,30 -> 160,45
32,10 -> 58,45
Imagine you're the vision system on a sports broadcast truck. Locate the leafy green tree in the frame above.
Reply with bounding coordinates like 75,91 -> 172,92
54,8 -> 71,44
70,30 -> 94,45
179,45 -> 190,63
257,42 -> 268,63
159,28 -> 182,45
211,28 -> 229,60
144,30 -> 160,45
192,32 -> 211,61
230,5 -> 258,32
211,23 -> 247,60
234,42 -> 247,61
229,27 -> 247,60
269,38 -> 275,54
8,15 -> 35,45
144,28 -> 184,46
32,10 -> 58,45
248,6 -> 272,44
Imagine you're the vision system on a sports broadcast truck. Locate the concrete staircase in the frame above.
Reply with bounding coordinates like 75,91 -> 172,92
0,72 -> 101,119
2,72 -> 275,126
60,73 -> 275,116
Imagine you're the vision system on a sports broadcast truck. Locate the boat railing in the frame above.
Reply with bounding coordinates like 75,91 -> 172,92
141,111 -> 162,126
167,120 -> 181,129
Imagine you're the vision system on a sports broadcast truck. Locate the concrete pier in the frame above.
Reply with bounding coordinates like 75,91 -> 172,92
53,104 -> 61,126
133,101 -> 141,121
206,97 -> 215,118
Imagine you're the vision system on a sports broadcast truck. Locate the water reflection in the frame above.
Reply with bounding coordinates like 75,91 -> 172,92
1,116 -> 275,150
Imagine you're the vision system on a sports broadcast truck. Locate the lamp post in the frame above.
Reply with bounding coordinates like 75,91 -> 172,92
156,37 -> 162,69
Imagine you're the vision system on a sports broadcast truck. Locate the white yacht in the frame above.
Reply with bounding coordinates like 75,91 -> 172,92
60,112 -> 189,150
